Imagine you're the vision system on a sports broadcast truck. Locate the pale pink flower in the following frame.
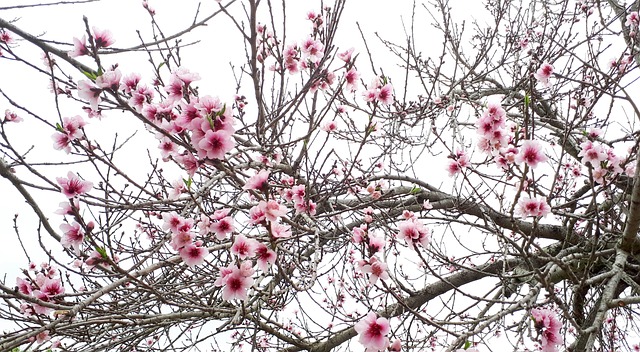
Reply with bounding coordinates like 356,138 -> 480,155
377,84 -> 394,105
397,220 -> 430,250
531,308 -> 562,352
4,109 -> 22,123
92,27 -> 114,48
515,140 -> 548,169
212,216 -> 234,240
368,234 -> 385,254
95,69 -> 122,90
578,141 -> 606,166
77,80 -> 102,111
516,196 -> 551,218
270,221 -> 292,238
345,68 -> 359,92
338,47 -> 354,62
16,277 -> 33,295
626,11 -> 640,28
69,35 -> 89,57
534,63 -> 554,87
244,170 -> 270,191
354,312 -> 390,351
300,37 -> 324,64
56,171 -> 93,198
179,243 -> 208,267
60,222 -> 85,254
360,256 -> 389,285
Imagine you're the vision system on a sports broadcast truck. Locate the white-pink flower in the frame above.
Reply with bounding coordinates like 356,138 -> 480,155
534,63 -> 554,87
56,171 -> 93,198
531,308 -> 562,352
354,312 -> 390,352
516,196 -> 551,218
515,140 -> 548,169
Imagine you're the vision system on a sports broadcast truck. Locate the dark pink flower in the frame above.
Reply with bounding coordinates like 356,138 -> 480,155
215,263 -> 254,301
56,171 -> 93,198
359,256 -> 389,285
354,312 -> 390,351
212,216 -> 234,240
196,129 -> 235,160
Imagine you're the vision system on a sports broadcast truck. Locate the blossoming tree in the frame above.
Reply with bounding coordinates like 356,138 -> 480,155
1,0 -> 640,351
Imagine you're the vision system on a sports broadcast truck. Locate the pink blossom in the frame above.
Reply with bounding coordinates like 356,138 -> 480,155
255,243 -> 277,271
16,277 -> 33,295
377,84 -> 394,105
244,170 -> 270,191
534,63 -> 554,87
270,221 -> 292,238
40,278 -> 64,296
300,37 -> 324,64
397,220 -> 430,250
69,35 -> 89,57
531,308 -> 562,352
354,312 -> 390,351
515,140 -> 548,169
179,243 -> 208,267
4,109 -> 22,123
345,68 -> 359,92
215,263 -> 254,301
338,47 -> 354,62
92,27 -> 114,48
322,120 -> 338,132
56,171 -> 93,198
230,235 -> 258,259
60,222 -> 85,254
359,257 -> 389,285
447,149 -> 471,176
389,339 -> 401,351
95,69 -> 122,90
368,234 -> 385,254
626,11 -> 640,28
516,196 -> 551,218
212,216 -> 234,240
77,80 -> 102,111
196,129 -> 235,160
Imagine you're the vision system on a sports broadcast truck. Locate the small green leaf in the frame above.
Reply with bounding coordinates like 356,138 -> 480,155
524,94 -> 531,109
410,186 -> 422,194
55,122 -> 64,132
96,246 -> 108,259
82,70 -> 98,80
464,341 -> 472,349
158,62 -> 166,70
217,104 -> 226,117
183,177 -> 192,190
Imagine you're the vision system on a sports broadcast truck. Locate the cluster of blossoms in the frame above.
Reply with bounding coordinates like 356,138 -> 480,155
475,101 -> 548,171
446,149 -> 471,176
162,211 -> 209,267
396,212 -> 431,250
52,115 -> 86,153
577,129 -> 634,184
363,76 -> 394,105
531,308 -> 562,352
55,172 -> 94,256
352,207 -> 389,285
16,263 -> 64,317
